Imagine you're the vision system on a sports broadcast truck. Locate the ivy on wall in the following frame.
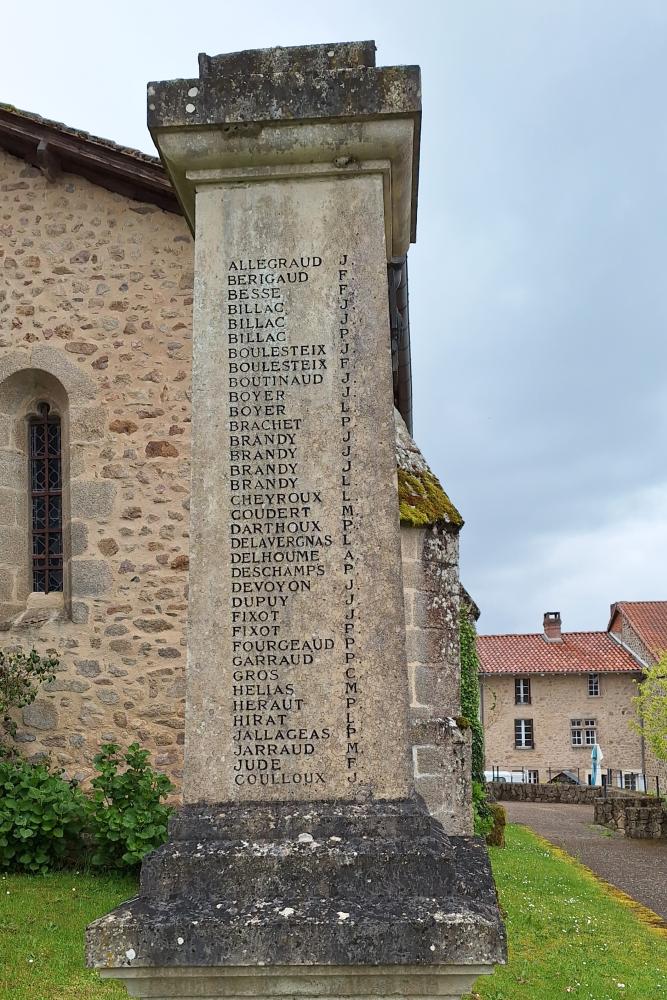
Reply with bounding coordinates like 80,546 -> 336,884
459,604 -> 485,784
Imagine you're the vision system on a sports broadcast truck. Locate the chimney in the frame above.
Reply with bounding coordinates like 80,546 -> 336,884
543,611 -> 563,643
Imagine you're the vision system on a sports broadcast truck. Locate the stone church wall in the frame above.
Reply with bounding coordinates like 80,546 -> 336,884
0,148 -> 193,787
0,148 -> 469,830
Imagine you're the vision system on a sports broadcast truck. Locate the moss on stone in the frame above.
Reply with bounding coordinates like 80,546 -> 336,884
397,467 -> 463,528
485,802 -> 507,848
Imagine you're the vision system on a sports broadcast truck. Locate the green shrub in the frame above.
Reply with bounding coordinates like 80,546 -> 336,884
0,647 -> 59,745
0,758 -> 87,873
472,780 -> 494,838
86,742 -> 174,869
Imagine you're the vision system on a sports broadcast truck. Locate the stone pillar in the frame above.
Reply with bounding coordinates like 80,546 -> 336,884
86,41 -> 505,999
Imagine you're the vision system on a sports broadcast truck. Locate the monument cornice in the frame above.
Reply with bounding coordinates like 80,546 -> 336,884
147,43 -> 421,258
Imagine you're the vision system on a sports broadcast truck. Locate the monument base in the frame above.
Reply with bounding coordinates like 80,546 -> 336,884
100,963 -> 494,999
87,798 -> 505,999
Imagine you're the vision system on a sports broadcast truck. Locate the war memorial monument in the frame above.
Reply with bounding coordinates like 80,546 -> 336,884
86,40 -> 505,1000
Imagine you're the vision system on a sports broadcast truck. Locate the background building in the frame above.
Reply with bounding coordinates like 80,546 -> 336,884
478,604 -> 667,789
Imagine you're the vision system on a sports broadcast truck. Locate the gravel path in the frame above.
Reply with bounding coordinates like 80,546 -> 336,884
504,799 -> 667,921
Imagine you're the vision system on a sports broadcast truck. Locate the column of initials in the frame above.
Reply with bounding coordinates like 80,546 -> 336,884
338,254 -> 359,785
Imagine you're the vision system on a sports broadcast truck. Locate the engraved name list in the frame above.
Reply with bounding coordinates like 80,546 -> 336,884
224,254 -> 359,793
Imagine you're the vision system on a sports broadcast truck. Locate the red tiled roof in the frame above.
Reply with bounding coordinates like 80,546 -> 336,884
477,631 -> 641,676
611,601 -> 667,660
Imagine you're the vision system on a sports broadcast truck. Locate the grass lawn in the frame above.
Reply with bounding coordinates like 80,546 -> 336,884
1,826 -> 666,999
468,824 -> 667,1000
0,869 -> 136,999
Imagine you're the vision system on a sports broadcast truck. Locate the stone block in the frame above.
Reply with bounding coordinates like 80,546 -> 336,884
0,565 -> 15,603
0,451 -> 24,490
413,744 -> 444,778
13,730 -> 36,743
71,521 -> 89,556
405,628 -> 446,666
79,703 -> 105,727
97,689 -> 120,705
70,406 -> 106,442
76,659 -> 101,678
401,561 -> 432,593
423,527 -> 459,565
71,601 -> 90,624
0,489 -> 17,524
101,464 -> 129,480
412,663 -> 458,714
412,590 -> 457,631
31,344 -> 96,402
1,526 -> 28,566
23,699 -> 59,731
134,617 -> 173,632
109,639 -> 132,653
45,678 -> 90,693
109,419 -> 139,434
70,444 -> 88,480
71,480 -> 116,521
146,440 -> 179,458
400,524 -> 423,562
98,537 -> 119,556
97,964 -> 494,1000
71,558 -> 112,597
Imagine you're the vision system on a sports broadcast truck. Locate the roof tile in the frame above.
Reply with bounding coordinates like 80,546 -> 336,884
477,631 -> 640,676
613,601 -> 667,660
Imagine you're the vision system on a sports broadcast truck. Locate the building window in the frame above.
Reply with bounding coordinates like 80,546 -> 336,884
514,718 -> 534,749
623,773 -> 639,791
588,673 -> 600,697
571,718 -> 597,747
527,769 -> 539,784
515,677 -> 531,704
29,404 -> 63,594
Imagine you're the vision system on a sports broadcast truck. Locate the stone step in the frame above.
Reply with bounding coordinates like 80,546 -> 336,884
141,833 -> 456,902
167,800 -> 438,844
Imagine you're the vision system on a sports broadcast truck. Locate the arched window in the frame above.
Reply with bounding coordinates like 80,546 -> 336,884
29,403 -> 63,594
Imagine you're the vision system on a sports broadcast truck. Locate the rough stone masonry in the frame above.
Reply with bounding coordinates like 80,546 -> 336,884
86,41 -> 505,1000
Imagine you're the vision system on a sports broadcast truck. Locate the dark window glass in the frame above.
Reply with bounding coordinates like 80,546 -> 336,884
29,404 -> 63,594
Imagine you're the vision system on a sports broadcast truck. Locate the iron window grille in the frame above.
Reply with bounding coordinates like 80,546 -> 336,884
515,677 -> 531,704
588,672 -> 600,696
29,403 -> 63,594
571,718 -> 597,747
514,718 -> 534,749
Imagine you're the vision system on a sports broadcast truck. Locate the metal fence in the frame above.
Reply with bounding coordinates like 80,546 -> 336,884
486,764 -> 662,798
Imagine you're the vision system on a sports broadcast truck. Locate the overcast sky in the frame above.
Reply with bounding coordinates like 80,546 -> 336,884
2,1 -> 666,635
